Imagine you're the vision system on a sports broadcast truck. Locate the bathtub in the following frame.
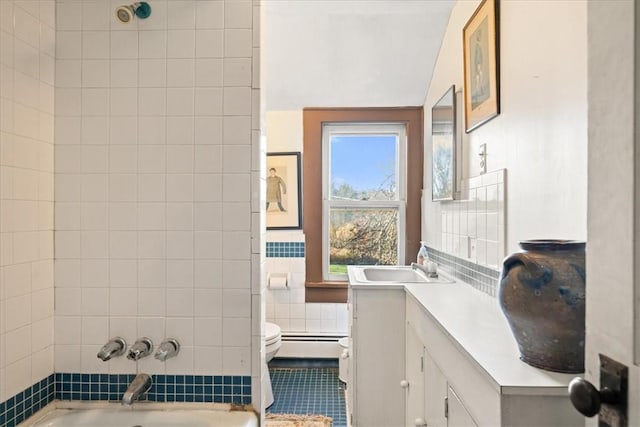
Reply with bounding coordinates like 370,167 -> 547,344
21,402 -> 259,427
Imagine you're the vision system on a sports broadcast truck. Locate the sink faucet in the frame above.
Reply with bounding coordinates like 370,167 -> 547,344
411,261 -> 438,278
122,373 -> 152,405
127,337 -> 153,361
97,337 -> 127,361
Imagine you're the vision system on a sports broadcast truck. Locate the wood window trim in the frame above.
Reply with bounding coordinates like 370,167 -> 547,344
303,107 -> 424,303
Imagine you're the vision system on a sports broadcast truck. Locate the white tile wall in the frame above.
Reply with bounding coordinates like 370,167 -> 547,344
264,232 -> 348,336
440,169 -> 506,268
53,0 -> 261,401
0,0 -> 56,403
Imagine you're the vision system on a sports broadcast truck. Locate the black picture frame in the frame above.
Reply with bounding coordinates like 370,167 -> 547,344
266,152 -> 302,230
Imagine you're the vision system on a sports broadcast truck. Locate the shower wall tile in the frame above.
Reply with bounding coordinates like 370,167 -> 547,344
0,0 -> 56,404
52,0 -> 260,398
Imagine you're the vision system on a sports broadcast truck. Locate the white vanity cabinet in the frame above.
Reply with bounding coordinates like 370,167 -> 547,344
348,285 -> 406,427
404,285 -> 583,427
405,319 -> 472,427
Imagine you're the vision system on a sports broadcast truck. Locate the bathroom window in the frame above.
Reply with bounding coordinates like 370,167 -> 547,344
322,124 -> 407,281
303,108 -> 423,303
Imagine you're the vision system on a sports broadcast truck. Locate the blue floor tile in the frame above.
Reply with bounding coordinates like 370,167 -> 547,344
267,367 -> 347,427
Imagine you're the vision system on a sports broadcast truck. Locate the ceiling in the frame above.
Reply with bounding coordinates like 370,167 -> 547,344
263,0 -> 456,111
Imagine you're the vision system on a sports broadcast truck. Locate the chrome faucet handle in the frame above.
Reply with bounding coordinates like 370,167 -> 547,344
127,337 -> 154,361
155,338 -> 180,361
97,337 -> 127,361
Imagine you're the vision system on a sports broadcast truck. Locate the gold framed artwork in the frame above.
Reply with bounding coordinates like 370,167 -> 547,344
266,152 -> 302,230
463,0 -> 500,133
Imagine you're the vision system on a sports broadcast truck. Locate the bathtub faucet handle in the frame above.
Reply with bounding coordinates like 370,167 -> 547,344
97,337 -> 127,361
127,337 -> 154,361
155,338 -> 180,361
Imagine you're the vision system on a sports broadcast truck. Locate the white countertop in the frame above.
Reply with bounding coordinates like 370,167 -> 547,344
404,281 -> 578,395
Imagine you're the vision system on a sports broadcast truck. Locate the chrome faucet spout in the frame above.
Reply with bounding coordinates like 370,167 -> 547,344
411,261 -> 438,278
122,373 -> 152,405
97,337 -> 126,361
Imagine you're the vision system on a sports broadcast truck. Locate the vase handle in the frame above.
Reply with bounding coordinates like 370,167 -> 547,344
501,252 -> 553,290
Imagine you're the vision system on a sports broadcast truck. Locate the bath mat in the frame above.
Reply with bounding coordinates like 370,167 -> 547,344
265,413 -> 333,427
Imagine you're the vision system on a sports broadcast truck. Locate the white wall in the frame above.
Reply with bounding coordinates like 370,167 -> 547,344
265,111 -> 348,337
0,0 -> 56,403
52,0 -> 261,398
423,0 -> 588,255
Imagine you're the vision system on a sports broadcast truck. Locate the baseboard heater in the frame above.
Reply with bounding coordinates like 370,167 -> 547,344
279,333 -> 346,359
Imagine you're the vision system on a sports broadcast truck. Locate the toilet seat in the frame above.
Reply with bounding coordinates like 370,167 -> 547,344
265,322 -> 281,346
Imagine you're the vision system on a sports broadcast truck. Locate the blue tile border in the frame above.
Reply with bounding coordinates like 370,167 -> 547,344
425,245 -> 500,297
0,374 -> 55,427
0,374 -> 251,426
54,373 -> 251,404
266,242 -> 305,258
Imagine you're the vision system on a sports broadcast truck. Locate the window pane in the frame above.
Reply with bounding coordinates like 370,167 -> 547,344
330,134 -> 397,201
329,208 -> 398,274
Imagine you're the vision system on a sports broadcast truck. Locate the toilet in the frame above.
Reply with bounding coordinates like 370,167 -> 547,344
264,322 -> 282,408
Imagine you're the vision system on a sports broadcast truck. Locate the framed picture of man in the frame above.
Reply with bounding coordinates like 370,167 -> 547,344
463,0 -> 500,133
266,152 -> 302,230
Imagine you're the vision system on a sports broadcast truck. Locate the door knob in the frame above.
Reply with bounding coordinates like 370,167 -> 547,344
568,377 -> 620,417
400,380 -> 409,389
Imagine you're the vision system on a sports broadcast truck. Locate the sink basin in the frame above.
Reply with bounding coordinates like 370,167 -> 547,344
350,266 -> 454,284
362,267 -> 428,282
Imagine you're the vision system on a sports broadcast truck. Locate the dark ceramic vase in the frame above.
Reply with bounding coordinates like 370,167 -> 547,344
499,240 -> 586,373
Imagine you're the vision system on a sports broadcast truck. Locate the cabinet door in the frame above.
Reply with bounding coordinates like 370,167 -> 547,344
405,322 -> 425,427
446,386 -> 478,427
424,350 -> 447,427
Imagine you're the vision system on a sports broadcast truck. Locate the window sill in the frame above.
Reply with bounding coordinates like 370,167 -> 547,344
305,281 -> 348,303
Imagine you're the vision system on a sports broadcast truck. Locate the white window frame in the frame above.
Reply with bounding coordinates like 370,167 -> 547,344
321,123 -> 407,281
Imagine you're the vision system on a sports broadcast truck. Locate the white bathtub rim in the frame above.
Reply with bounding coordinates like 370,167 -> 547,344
19,400 -> 258,426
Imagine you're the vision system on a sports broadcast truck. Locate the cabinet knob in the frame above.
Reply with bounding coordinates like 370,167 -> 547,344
340,350 -> 349,359
568,377 -> 620,417
414,417 -> 426,426
400,380 -> 409,389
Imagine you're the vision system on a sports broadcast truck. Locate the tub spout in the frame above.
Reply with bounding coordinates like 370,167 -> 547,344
97,337 -> 127,361
122,373 -> 152,405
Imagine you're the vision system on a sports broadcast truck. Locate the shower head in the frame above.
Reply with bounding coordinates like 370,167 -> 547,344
115,2 -> 152,23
